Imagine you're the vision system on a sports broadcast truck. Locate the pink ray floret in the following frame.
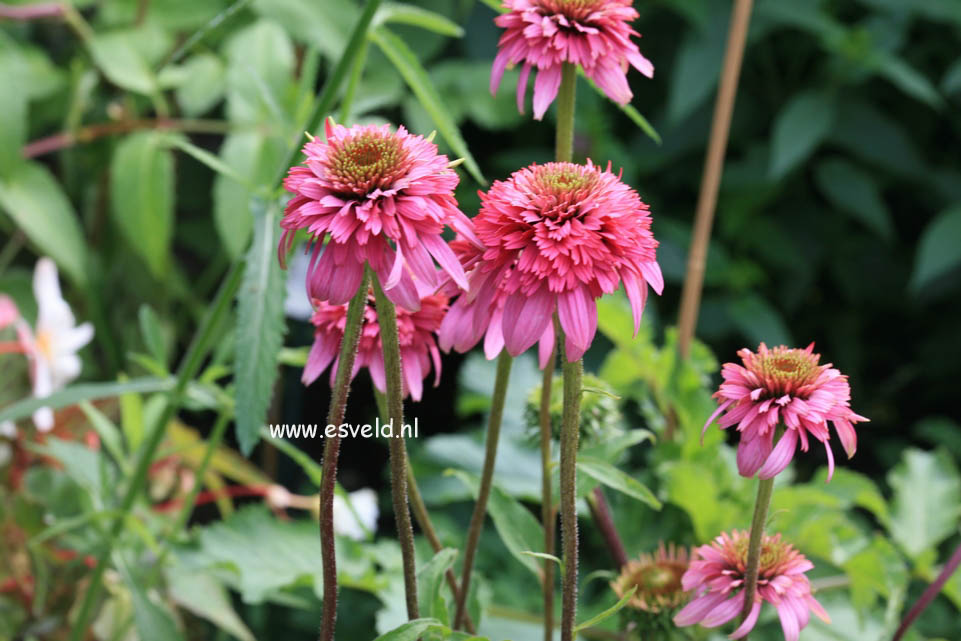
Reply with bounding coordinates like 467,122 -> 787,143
674,530 -> 830,641
439,161 -> 661,363
491,0 -> 654,119
704,343 -> 868,481
303,287 -> 448,402
279,120 -> 479,312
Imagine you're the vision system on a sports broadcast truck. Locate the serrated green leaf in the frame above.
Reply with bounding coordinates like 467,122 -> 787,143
375,3 -> 464,37
769,90 -> 836,177
888,448 -> 961,559
371,27 -> 485,185
234,201 -> 287,455
842,536 -> 907,612
910,205 -> 961,292
0,162 -> 88,287
110,132 -> 175,278
814,157 -> 894,240
447,469 -> 544,579
577,457 -> 661,509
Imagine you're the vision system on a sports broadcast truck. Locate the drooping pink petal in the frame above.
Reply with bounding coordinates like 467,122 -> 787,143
502,290 -> 554,356
757,428 -> 800,479
532,64 -> 563,120
729,600 -> 761,639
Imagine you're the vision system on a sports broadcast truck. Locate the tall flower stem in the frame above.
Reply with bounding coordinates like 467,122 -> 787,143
318,268 -> 371,641
454,351 -> 514,629
676,0 -> 754,358
740,476 -> 775,624
371,274 -> 419,620
586,488 -> 628,570
539,350 -> 557,641
555,62 -> 577,163
373,390 -> 477,634
893,542 -> 961,641
558,323 -> 583,641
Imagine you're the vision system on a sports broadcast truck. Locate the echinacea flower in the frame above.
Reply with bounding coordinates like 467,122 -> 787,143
491,0 -> 654,119
674,530 -> 829,641
17,259 -> 94,431
279,120 -> 479,312
612,542 -> 691,613
303,286 -> 448,401
704,343 -> 868,481
441,161 -> 661,363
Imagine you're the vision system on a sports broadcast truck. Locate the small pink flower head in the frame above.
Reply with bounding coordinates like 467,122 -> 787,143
440,161 -> 661,364
0,295 -> 18,330
280,120 -> 479,312
303,287 -> 448,402
704,343 -> 868,481
612,542 -> 691,613
491,0 -> 654,119
674,531 -> 830,641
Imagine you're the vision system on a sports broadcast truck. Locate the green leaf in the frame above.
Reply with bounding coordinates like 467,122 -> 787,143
110,132 -> 175,278
374,3 -> 464,37
0,377 -> 172,424
418,548 -> 458,624
251,0 -> 357,60
842,536 -> 907,611
374,619 -> 446,641
223,19 -> 295,124
888,448 -> 961,560
943,57 -> 961,96
119,564 -> 186,641
261,427 -> 323,485
138,304 -> 170,369
166,567 -> 256,641
78,401 -> 127,469
814,158 -> 894,240
665,7 -> 729,125
28,438 -> 112,499
578,69 -> 660,144
0,162 -> 88,286
577,457 -> 661,509
727,294 -> 793,346
163,134 -> 249,186
174,53 -> 226,116
769,90 -> 835,178
371,27 -> 486,185
234,201 -> 287,455
0,57 -> 26,175
910,205 -> 961,292
573,586 -> 637,633
447,469 -> 545,579
89,31 -> 158,95
871,51 -> 943,109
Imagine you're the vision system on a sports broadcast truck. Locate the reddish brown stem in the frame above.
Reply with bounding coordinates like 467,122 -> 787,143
0,2 -> 64,20
22,118 -> 233,158
893,542 -> 961,641
587,487 -> 628,570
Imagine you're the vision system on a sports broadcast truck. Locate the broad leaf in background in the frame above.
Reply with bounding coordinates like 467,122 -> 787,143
223,19 -> 295,125
374,3 -> 464,37
173,53 -> 226,116
371,27 -> 486,185
577,457 -> 661,509
910,204 -> 961,292
110,132 -> 175,278
888,448 -> 961,560
0,56 -> 26,175
842,536 -> 907,612
167,567 -> 256,641
0,162 -> 88,286
89,30 -> 160,95
814,157 -> 894,240
234,201 -> 287,455
373,619 -> 446,641
726,294 -> 793,347
126,572 -> 186,641
417,548 -> 458,624
252,0 -> 358,60
769,90 -> 836,177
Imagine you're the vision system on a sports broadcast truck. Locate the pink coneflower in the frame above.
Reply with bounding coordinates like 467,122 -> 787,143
611,542 -> 691,613
279,120 -> 478,312
491,0 -> 654,120
704,343 -> 868,481
441,161 -> 661,363
303,286 -> 448,401
674,531 -> 829,641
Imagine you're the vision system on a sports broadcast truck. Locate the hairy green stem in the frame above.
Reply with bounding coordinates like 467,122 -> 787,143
374,389 -> 476,634
740,476 -> 775,626
371,275 -> 419,620
68,263 -> 243,641
319,269 -> 371,641
539,349 -> 557,641
558,330 -> 583,641
454,351 -> 513,629
554,63 -> 577,163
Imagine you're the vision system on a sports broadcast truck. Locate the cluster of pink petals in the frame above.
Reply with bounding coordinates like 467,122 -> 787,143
439,161 -> 661,363
674,530 -> 829,641
704,343 -> 868,481
303,285 -> 448,402
491,0 -> 654,119
280,120 -> 479,312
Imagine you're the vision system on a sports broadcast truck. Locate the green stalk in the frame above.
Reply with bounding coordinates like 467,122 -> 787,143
539,349 -> 557,641
319,269 -> 371,641
740,476 -> 775,626
554,62 -> 577,163
69,264 -> 243,641
453,351 -> 513,629
371,274 -> 419,620
339,37 -> 370,123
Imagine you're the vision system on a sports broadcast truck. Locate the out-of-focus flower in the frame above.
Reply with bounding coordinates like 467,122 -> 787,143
674,530 -> 829,641
440,161 -> 661,363
17,259 -> 94,431
612,542 -> 691,613
0,295 -> 18,329
304,286 -> 448,401
279,120 -> 478,312
333,488 -> 379,540
704,343 -> 868,480
491,0 -> 654,119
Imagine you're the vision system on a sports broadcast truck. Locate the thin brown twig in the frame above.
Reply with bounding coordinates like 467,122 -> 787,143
676,0 -> 755,358
21,119 -> 236,158
587,488 -> 628,570
0,2 -> 64,20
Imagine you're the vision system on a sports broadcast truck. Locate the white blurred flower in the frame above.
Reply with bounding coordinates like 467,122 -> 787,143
19,258 -> 94,431
284,246 -> 314,321
333,488 -> 378,540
